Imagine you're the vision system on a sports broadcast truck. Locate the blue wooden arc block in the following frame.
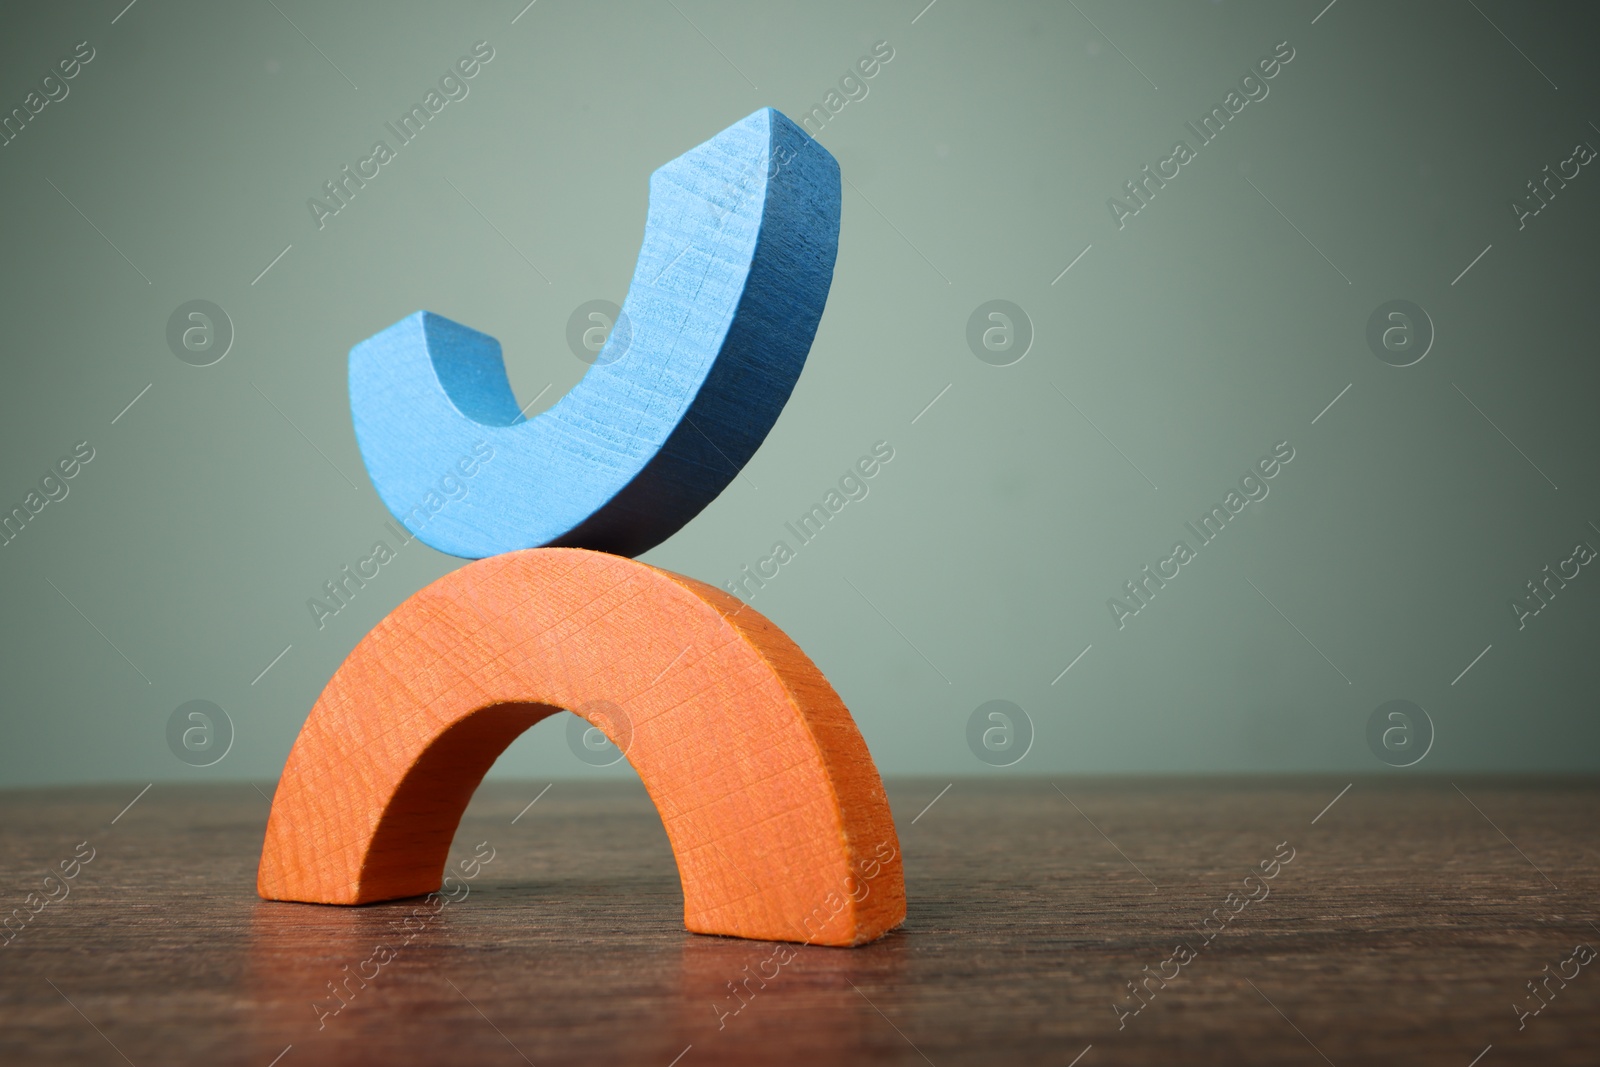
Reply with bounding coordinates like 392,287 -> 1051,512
349,108 -> 840,559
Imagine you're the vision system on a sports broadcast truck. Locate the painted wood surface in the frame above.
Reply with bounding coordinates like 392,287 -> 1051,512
258,547 -> 904,947
348,107 -> 840,559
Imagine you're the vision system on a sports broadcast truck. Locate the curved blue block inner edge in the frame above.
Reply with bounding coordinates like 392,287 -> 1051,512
349,107 -> 841,559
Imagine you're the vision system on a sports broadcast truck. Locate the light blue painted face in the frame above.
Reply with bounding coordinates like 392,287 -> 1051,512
348,108 -> 842,559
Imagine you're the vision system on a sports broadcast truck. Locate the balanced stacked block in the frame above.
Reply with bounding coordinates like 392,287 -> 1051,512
258,109 -> 906,947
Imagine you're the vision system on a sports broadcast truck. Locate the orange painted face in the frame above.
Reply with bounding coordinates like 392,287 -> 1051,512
258,548 -> 904,947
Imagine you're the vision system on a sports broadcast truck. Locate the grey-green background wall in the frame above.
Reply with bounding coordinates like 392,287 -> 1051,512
1,0 -> 1596,787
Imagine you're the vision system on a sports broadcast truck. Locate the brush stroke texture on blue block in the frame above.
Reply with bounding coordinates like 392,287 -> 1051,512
349,108 -> 840,559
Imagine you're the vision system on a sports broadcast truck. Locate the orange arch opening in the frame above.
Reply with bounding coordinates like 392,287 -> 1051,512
258,548 -> 904,947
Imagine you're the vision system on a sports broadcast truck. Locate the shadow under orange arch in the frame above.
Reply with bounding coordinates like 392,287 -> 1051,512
258,548 -> 904,947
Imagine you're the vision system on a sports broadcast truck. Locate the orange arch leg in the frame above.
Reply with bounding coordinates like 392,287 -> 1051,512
258,548 -> 904,947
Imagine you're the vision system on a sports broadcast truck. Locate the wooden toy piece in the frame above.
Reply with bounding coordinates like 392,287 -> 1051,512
349,107 -> 841,560
258,547 -> 904,947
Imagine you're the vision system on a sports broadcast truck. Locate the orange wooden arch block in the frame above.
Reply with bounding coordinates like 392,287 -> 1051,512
258,547 -> 904,947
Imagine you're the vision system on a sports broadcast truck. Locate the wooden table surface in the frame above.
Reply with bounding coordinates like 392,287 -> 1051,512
1,777 -> 1596,1066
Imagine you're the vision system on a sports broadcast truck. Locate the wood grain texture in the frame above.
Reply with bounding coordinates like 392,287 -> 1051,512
349,107 -> 840,559
258,547 -> 903,947
5,778 -> 1598,1065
